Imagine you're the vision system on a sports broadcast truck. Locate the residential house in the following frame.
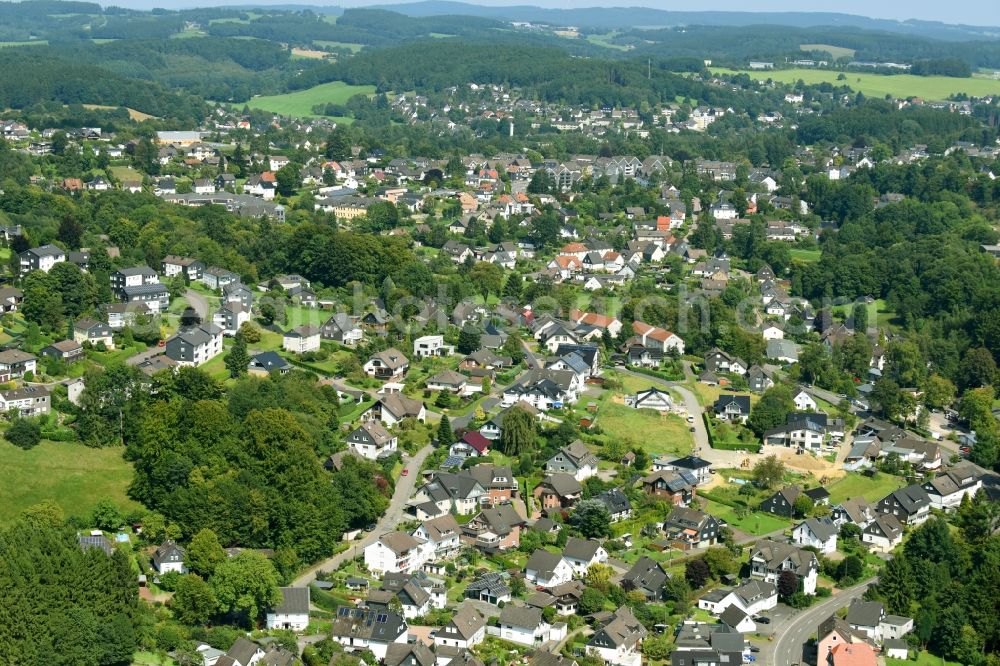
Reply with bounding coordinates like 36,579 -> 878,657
586,606 -> 647,666
412,514 -> 462,561
748,539 -> 819,595
792,517 -> 839,553
524,549 -> 574,588
654,456 -> 713,485
0,349 -> 37,381
321,313 -> 363,346
621,556 -> 670,601
385,643 -> 435,666
862,513 -> 903,552
266,587 -> 310,632
632,321 -> 685,354
104,302 -> 150,330
73,318 -> 115,349
0,287 -> 23,313
202,266 -> 240,290
662,507 -> 720,549
698,579 -> 777,617
831,497 -> 876,528
330,607 -> 407,661
213,303 -> 251,336
501,368 -> 581,410
110,266 -> 158,293
846,600 -> 885,642
347,421 -> 398,460
450,431 -> 492,459
435,605 -> 487,649
20,244 -> 66,274
283,325 -> 321,354
760,486 -> 829,518
495,605 -> 564,647
793,389 -> 818,411
703,348 -> 748,375
876,485 -> 931,526
533,473 -> 583,511
0,385 -> 51,417
545,440 -> 599,481
361,394 -> 426,427
479,402 -> 540,441
712,395 -> 751,423
153,540 -> 186,574
561,537 -> 608,577
165,323 -> 224,367
627,387 -> 673,412
595,488 -> 632,522
641,470 -> 697,506
364,348 -> 410,380
247,351 -> 292,376
121,283 -> 170,313
364,532 -> 431,575
161,255 -> 204,281
461,504 -> 525,553
41,339 -> 84,362
921,465 -> 982,510
414,335 -> 454,358
427,370 -> 469,394
464,572 -> 511,606
817,615 -> 870,666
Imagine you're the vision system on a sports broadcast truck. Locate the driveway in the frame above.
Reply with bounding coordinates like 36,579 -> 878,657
764,578 -> 874,666
184,288 -> 210,320
291,444 -> 434,587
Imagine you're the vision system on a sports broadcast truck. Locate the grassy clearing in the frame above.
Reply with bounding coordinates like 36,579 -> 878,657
109,165 -> 142,181
81,104 -> 155,121
789,248 -> 822,262
595,401 -> 694,457
702,500 -> 791,536
0,40 -> 48,47
314,40 -> 363,53
0,440 -> 140,523
831,298 -> 901,332
247,81 -> 375,118
800,43 -> 856,59
132,651 -> 177,665
586,32 -> 631,51
712,67 -> 1000,101
826,472 -> 904,505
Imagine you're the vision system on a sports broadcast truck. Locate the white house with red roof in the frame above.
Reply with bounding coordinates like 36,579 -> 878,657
569,310 -> 622,338
632,321 -> 685,354
450,431 -> 492,459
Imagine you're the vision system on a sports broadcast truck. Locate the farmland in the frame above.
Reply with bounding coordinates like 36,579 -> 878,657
247,81 -> 376,118
799,43 -> 856,60
711,67 -> 1000,101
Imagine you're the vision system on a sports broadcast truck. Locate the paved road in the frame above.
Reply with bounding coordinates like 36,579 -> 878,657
291,444 -> 434,587
184,288 -> 210,320
767,578 -> 874,666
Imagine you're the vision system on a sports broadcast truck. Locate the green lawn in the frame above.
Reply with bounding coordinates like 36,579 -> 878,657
247,81 -> 376,118
0,440 -> 140,523
132,651 -> 177,665
886,652 -> 963,666
0,40 -> 48,47
702,500 -> 791,536
826,472 -> 905,505
832,298 -> 901,333
711,67 -> 1000,101
109,165 -> 142,182
789,248 -> 821,262
595,401 -> 694,456
585,32 -> 631,51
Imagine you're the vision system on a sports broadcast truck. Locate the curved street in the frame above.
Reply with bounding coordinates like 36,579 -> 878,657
291,443 -> 434,587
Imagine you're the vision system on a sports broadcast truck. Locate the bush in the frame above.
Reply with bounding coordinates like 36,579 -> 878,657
6,417 -> 43,449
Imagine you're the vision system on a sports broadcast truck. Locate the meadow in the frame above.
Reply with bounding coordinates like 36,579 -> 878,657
0,440 -> 140,522
247,81 -> 376,119
712,67 -> 1000,101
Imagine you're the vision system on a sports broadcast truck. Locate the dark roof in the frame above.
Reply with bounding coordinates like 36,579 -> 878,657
562,537 -> 603,562
272,586 -> 310,615
713,394 -> 751,413
331,607 -> 407,642
525,549 -> 564,579
719,605 -> 749,629
498,604 -> 542,630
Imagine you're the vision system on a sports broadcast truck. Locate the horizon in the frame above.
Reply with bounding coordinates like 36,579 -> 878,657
90,0 -> 1000,28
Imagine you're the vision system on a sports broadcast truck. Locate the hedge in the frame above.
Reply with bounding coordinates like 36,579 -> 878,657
702,412 -> 762,453
628,365 -> 685,382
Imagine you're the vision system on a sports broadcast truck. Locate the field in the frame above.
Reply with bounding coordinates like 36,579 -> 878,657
81,104 -> 156,121
711,67 -> 1000,101
594,401 -> 694,457
789,248 -> 822,262
585,32 -> 631,51
110,165 -> 142,181
832,298 -> 901,332
247,81 -> 376,118
800,43 -> 856,60
702,500 -> 791,536
292,47 -> 331,60
0,40 -> 48,47
314,40 -> 364,53
0,440 -> 140,523
826,472 -> 904,504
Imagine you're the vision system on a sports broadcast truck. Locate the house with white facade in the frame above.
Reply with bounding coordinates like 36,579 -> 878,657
749,539 -> 819,595
586,606 -> 647,666
524,549 -> 573,588
165,323 -> 224,367
561,537 -> 608,577
413,335 -> 454,358
792,517 -> 839,554
266,587 -> 310,632
545,440 -> 599,481
152,540 -> 186,574
283,325 -> 321,354
495,605 -> 565,647
347,421 -> 398,460
364,532 -> 432,575
330,607 -> 407,661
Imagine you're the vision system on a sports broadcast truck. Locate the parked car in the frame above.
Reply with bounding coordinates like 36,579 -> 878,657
755,616 -> 771,624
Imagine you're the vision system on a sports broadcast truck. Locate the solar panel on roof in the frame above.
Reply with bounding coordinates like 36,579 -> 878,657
377,613 -> 388,623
